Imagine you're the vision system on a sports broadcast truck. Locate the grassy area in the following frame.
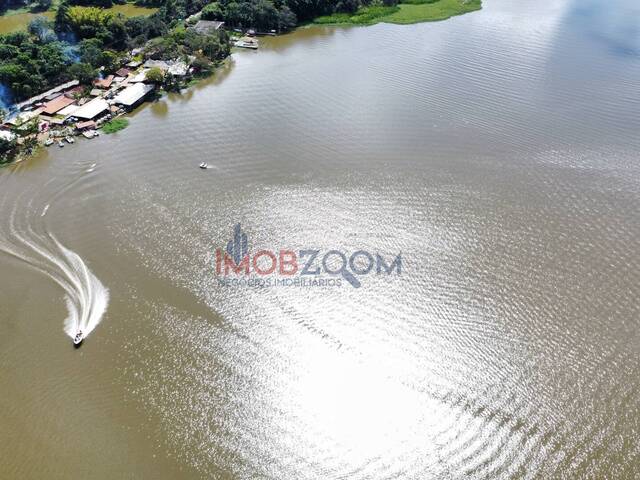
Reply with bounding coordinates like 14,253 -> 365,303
313,0 -> 481,26
0,1 -> 156,34
102,118 -> 129,134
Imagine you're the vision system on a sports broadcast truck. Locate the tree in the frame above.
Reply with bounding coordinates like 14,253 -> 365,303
278,5 -> 296,30
0,136 -> 18,164
100,50 -> 119,71
28,16 -> 57,43
145,66 -> 164,83
79,37 -> 104,66
33,0 -> 53,12
68,62 -> 97,83
201,2 -> 223,20
55,1 -> 71,33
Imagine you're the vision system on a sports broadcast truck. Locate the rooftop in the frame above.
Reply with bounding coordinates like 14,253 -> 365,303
42,95 -> 75,115
58,104 -> 79,117
15,80 -> 80,110
73,98 -> 109,120
114,83 -> 154,106
191,20 -> 225,34
94,75 -> 115,89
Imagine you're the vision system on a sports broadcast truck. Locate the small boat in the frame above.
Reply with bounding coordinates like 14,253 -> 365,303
65,136 -> 75,144
82,130 -> 95,139
73,330 -> 84,347
44,139 -> 53,146
235,38 -> 259,50
58,141 -> 64,148
199,162 -> 209,169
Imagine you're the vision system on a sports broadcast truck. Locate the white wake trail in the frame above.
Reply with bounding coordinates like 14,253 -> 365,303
0,167 -> 109,342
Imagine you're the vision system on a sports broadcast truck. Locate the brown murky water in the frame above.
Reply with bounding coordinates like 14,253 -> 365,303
1,0 -> 639,478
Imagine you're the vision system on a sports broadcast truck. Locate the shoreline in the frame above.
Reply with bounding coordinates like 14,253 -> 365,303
0,0 -> 482,167
312,0 -> 481,27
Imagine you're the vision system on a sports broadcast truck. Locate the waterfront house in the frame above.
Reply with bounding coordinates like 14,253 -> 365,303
191,20 -> 225,35
94,75 -> 115,89
75,120 -> 97,131
4,110 -> 40,127
130,69 -> 149,83
64,85 -> 84,98
73,98 -> 109,120
143,59 -> 190,77
58,104 -> 79,117
42,96 -> 75,116
15,80 -> 80,111
114,83 -> 155,109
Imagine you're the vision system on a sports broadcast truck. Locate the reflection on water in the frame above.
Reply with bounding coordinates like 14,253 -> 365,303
1,0 -> 640,478
565,0 -> 640,55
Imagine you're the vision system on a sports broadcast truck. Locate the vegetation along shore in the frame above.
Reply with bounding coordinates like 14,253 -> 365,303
0,0 -> 482,165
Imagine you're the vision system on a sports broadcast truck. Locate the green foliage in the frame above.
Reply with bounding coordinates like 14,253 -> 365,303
33,0 -> 54,11
201,2 -> 222,20
69,0 -> 114,7
102,117 -> 128,133
0,31 -> 79,100
66,5 -> 114,33
145,65 -> 164,82
68,61 -> 96,83
313,0 -> 479,25
0,136 -> 18,165
28,16 -> 57,42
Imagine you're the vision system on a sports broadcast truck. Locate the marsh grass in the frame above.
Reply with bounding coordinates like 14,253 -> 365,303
313,0 -> 480,26
102,118 -> 129,134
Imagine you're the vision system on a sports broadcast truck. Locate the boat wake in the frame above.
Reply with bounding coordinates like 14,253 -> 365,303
0,165 -> 109,342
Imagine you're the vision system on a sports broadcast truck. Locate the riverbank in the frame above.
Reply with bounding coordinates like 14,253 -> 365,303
0,0 -> 482,166
313,0 -> 481,26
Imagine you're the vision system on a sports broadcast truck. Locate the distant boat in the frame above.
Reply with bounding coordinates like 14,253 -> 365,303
73,330 -> 84,347
199,162 -> 208,169
82,131 -> 95,139
44,139 -> 53,146
58,141 -> 64,148
65,136 -> 75,144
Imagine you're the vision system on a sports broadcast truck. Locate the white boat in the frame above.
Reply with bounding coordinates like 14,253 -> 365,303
44,139 -> 53,146
82,131 -> 95,139
73,330 -> 84,347
199,162 -> 208,169
58,141 -> 64,147
235,38 -> 259,50
65,136 -> 75,144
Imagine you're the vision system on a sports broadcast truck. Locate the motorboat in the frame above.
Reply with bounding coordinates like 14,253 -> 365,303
44,138 -> 53,146
58,141 -> 64,147
199,162 -> 208,169
73,330 -> 84,346
65,136 -> 75,144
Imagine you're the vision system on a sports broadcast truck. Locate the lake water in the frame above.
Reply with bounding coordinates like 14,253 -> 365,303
1,0 -> 639,478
